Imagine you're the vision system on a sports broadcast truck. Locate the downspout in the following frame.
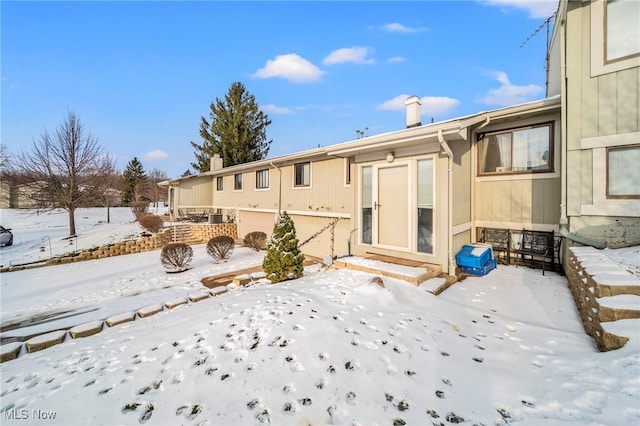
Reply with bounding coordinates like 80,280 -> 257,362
558,12 -> 605,250
438,129 -> 455,275
270,161 -> 282,214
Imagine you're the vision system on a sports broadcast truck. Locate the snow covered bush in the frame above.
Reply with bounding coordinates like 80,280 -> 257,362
138,214 -> 164,233
262,211 -> 304,283
160,243 -> 193,272
243,231 -> 267,251
207,235 -> 235,262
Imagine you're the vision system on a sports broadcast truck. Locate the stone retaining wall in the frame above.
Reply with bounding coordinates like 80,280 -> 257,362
1,223 -> 239,272
565,246 -> 639,351
187,223 -> 238,242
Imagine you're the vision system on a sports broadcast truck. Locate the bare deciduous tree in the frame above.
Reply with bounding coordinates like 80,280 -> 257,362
15,111 -> 106,236
89,153 -> 121,223
0,144 -> 12,175
148,168 -> 168,212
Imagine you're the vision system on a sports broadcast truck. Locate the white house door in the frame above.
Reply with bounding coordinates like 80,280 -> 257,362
374,164 -> 411,251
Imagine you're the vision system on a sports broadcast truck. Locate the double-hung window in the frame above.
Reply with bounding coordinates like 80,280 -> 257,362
478,123 -> 553,176
216,176 -> 223,191
294,162 -> 310,187
256,169 -> 269,189
234,173 -> 243,191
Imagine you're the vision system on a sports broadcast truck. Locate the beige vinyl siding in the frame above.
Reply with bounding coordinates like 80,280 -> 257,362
565,1 -> 640,219
280,159 -> 351,215
290,214 -> 351,260
451,139 -> 471,227
474,178 -> 560,228
174,176 -> 213,209
213,158 -> 351,216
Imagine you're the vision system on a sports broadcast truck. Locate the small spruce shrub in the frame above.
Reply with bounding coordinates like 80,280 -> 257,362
207,235 -> 235,263
262,211 -> 304,283
161,243 -> 193,272
138,214 -> 164,233
243,231 -> 267,251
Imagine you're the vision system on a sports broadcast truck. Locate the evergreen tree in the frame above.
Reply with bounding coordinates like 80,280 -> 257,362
262,211 -> 305,283
191,82 -> 272,172
121,157 -> 148,206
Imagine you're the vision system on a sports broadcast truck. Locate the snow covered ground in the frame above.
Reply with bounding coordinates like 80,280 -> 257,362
0,208 -> 639,425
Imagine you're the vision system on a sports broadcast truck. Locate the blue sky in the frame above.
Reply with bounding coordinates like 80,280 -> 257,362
1,0 -> 559,178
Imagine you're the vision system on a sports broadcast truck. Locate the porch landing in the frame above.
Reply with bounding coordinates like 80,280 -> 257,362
333,254 -> 457,295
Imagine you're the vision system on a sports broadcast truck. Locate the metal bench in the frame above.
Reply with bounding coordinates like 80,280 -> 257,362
480,228 -> 511,265
516,229 -> 562,275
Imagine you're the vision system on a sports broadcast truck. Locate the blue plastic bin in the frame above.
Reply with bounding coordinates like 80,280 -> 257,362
455,245 -> 493,268
460,258 -> 497,276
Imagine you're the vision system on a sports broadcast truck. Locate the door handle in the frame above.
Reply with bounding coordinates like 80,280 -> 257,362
374,201 -> 381,210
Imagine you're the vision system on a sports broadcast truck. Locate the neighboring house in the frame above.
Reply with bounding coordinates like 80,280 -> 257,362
0,180 -> 10,209
547,0 -> 640,249
162,0 -> 639,274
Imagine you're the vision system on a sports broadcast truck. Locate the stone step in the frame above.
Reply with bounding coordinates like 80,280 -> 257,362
25,330 -> 67,353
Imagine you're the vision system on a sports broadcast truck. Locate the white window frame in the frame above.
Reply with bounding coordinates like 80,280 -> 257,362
293,162 -> 311,189
607,145 -> 640,199
581,132 -> 640,216
255,169 -> 270,190
591,0 -> 640,77
233,173 -> 243,192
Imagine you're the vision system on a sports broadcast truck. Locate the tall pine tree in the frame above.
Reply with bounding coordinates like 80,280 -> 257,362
191,82 -> 272,172
262,211 -> 305,283
121,157 -> 148,206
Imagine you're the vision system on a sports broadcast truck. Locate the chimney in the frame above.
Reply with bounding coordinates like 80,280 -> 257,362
405,95 -> 422,128
210,154 -> 223,171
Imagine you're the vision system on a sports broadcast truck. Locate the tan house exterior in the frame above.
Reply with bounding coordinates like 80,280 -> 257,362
164,96 -> 561,275
547,0 -> 640,249
163,0 -> 639,274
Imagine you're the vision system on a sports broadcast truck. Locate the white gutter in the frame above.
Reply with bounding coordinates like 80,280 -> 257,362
438,129 -> 455,275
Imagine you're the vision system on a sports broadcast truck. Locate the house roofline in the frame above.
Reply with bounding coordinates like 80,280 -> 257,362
162,95 -> 561,186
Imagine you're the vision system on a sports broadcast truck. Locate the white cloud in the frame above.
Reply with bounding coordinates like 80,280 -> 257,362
482,0 -> 558,19
377,94 -> 460,117
387,56 -> 406,64
261,104 -> 295,115
323,47 -> 375,65
253,54 -> 325,83
379,22 -> 426,34
143,150 -> 168,161
477,71 -> 543,106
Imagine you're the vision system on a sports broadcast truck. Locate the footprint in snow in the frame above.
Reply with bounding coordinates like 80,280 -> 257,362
176,404 -> 203,420
282,401 -> 299,414
345,391 -> 357,405
316,376 -> 329,389
172,371 -> 184,384
282,384 -> 296,394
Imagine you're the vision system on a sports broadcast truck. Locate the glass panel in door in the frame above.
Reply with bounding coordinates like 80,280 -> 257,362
417,159 -> 434,254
